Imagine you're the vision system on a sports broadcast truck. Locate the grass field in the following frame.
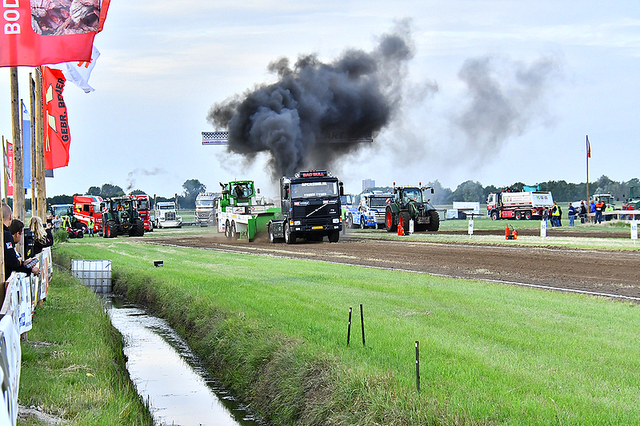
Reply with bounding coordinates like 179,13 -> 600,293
50,236 -> 640,426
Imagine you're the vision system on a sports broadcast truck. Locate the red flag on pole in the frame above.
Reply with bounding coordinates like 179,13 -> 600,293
42,67 -> 71,169
586,135 -> 591,158
0,0 -> 110,67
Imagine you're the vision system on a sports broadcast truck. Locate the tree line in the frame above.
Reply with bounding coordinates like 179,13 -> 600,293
44,179 -> 206,209
426,175 -> 640,205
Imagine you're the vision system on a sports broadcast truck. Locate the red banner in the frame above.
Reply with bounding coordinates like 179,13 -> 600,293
42,67 -> 70,170
0,0 -> 110,67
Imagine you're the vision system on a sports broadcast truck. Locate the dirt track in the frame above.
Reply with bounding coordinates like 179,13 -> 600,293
144,229 -> 640,301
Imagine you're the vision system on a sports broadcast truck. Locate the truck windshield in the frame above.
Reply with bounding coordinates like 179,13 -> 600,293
197,200 -> 214,207
158,204 -> 174,210
369,197 -> 391,208
291,182 -> 338,198
137,200 -> 149,210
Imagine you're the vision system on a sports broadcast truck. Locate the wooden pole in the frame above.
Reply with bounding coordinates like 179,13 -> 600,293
30,74 -> 36,218
35,67 -> 47,221
586,135 -> 590,204
11,68 -> 25,257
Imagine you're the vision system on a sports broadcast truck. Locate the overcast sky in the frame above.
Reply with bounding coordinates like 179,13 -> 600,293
1,0 -> 639,199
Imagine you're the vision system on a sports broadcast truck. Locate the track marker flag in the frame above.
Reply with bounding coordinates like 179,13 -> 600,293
586,135 -> 591,158
0,0 -> 110,67
42,67 -> 71,170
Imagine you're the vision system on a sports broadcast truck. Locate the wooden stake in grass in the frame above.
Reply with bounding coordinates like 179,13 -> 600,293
347,307 -> 352,346
360,304 -> 366,346
415,341 -> 420,392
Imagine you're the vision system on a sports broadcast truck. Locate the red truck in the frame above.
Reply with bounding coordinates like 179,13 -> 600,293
73,195 -> 104,233
131,194 -> 153,231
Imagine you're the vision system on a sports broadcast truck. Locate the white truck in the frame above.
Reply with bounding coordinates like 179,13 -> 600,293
487,191 -> 554,220
345,191 -> 393,229
195,192 -> 221,226
153,201 -> 182,228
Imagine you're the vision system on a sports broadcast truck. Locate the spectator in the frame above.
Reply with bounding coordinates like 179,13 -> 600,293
88,218 -> 95,237
2,205 -> 39,279
579,201 -> 587,224
542,207 -> 549,227
53,215 -> 61,231
595,200 -> 605,224
551,202 -> 561,227
568,202 -> 576,227
27,216 -> 53,258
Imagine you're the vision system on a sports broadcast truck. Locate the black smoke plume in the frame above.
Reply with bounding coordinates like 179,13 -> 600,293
207,21 -> 414,180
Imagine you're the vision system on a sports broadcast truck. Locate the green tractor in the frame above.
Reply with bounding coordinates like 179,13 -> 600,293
385,184 -> 440,233
623,186 -> 640,210
101,196 -> 145,238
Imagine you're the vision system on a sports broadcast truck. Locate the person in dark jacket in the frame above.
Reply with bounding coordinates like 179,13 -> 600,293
3,204 -> 39,280
27,216 -> 53,258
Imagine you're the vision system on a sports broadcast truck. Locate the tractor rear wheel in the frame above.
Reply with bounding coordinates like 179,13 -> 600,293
427,210 -> 440,231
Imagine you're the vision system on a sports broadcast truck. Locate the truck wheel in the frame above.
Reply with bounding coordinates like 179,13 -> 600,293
284,223 -> 296,244
347,214 -> 356,229
525,211 -> 533,220
268,225 -> 276,243
386,208 -> 397,232
230,221 -> 238,239
328,230 -> 340,243
427,210 -> 440,232
225,220 -> 231,238
491,211 -> 499,221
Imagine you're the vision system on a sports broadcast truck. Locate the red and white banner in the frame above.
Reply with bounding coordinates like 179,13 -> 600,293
42,66 -> 70,170
0,0 -> 110,67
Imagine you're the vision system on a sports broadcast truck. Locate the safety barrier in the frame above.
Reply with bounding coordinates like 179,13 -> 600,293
0,248 -> 53,426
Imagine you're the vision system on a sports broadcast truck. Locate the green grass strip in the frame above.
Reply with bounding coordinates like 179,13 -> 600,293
18,269 -> 153,426
53,239 -> 640,425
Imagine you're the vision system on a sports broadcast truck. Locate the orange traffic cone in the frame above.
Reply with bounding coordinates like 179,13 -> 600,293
505,224 -> 510,240
398,216 -> 405,236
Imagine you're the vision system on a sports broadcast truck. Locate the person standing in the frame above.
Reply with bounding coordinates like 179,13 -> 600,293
568,202 -> 576,227
27,216 -> 54,258
88,218 -> 95,237
3,205 -> 39,279
551,202 -> 560,227
595,199 -> 605,224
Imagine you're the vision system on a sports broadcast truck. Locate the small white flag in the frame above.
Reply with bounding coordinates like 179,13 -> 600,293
62,45 -> 101,93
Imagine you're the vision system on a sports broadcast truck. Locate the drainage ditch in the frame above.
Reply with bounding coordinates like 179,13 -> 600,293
105,296 -> 264,426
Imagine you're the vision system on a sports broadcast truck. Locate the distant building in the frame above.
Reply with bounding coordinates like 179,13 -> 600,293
362,179 -> 375,192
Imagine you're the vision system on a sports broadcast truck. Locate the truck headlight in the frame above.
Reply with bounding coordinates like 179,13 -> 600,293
294,220 -> 301,226
333,218 -> 340,224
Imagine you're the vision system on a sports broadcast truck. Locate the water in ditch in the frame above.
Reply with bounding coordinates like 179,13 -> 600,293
105,297 -> 264,426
